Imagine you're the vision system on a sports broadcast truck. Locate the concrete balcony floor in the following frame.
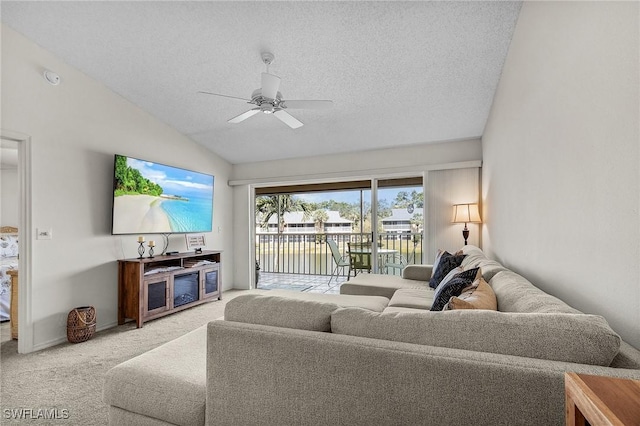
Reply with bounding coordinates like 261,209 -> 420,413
256,272 -> 350,294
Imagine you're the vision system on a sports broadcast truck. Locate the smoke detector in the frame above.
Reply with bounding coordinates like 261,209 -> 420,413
43,69 -> 61,85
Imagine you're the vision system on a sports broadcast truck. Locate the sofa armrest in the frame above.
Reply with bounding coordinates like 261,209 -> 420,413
401,264 -> 433,281
206,321 -> 640,426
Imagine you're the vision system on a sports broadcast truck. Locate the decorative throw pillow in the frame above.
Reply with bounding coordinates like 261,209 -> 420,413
437,266 -> 464,288
429,251 -> 466,289
444,277 -> 497,311
431,267 -> 481,311
430,249 -> 449,279
431,249 -> 465,278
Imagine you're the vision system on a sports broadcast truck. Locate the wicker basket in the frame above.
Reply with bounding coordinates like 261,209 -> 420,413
67,306 -> 96,343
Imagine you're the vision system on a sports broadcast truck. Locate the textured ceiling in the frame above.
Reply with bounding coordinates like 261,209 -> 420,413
1,1 -> 521,164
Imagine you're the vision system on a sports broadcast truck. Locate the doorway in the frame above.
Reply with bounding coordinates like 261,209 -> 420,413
1,132 -> 32,353
1,140 -> 19,340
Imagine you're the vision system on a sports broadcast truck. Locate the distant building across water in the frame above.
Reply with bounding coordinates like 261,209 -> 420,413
257,210 -> 353,234
381,208 -> 423,239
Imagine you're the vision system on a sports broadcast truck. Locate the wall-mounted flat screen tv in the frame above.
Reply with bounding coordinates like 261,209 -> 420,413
111,154 -> 214,235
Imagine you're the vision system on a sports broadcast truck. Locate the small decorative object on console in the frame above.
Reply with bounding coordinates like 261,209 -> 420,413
186,234 -> 206,252
137,236 -> 145,259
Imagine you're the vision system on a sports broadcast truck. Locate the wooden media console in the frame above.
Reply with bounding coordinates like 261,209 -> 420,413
118,250 -> 222,328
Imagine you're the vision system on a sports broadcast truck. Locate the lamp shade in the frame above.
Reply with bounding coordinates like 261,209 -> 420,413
452,203 -> 482,224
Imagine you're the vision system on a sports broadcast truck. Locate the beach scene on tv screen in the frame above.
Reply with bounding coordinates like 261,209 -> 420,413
112,155 -> 214,234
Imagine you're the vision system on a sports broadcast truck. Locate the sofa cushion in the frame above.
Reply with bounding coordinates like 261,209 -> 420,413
382,306 -> 425,314
465,259 -> 507,283
260,290 -> 390,312
445,277 -> 497,311
331,308 -> 621,366
460,245 -> 509,282
225,292 -> 389,332
429,251 -> 466,289
610,341 -> 640,369
401,264 -> 433,282
341,274 -> 426,299
225,294 -> 336,332
103,325 -> 208,426
489,271 -> 581,314
431,267 -> 481,311
388,288 -> 434,310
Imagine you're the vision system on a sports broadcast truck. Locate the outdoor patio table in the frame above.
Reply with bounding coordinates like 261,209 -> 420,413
348,248 -> 399,274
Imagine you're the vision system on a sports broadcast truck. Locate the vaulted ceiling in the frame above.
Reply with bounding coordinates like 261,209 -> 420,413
1,1 -> 521,164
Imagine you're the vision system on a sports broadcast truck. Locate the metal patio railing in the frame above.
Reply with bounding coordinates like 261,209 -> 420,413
255,232 -> 423,276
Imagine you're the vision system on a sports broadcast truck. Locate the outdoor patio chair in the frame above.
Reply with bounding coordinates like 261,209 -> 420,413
383,253 -> 408,275
347,242 -> 372,277
327,239 -> 351,284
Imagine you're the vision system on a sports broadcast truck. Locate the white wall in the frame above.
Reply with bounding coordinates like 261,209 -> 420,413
482,2 -> 640,347
232,138 -> 482,182
1,167 -> 19,226
427,167 -> 481,260
1,25 -> 234,351
232,140 -> 482,289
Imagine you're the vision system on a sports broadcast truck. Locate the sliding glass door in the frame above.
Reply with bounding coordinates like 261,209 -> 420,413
375,178 -> 423,275
254,177 -> 423,284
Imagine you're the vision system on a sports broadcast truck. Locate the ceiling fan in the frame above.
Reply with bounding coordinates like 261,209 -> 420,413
199,52 -> 333,129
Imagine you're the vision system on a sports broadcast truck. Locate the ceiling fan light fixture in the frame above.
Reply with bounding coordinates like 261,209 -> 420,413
198,50 -> 333,129
260,105 -> 274,114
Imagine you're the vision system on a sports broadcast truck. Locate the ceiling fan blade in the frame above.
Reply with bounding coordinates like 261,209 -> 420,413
261,72 -> 281,100
198,91 -> 251,102
281,100 -> 333,109
228,108 -> 260,124
273,110 -> 303,129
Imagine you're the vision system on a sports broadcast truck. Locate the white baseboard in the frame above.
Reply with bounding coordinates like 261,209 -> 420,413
31,321 -> 119,352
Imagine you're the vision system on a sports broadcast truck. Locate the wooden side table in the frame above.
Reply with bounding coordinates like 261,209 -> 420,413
565,372 -> 640,425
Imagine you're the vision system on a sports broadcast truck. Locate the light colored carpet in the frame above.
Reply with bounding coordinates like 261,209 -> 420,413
0,289 -> 251,425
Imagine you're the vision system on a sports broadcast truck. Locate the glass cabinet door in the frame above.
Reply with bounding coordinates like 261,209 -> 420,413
144,276 -> 169,316
202,267 -> 220,299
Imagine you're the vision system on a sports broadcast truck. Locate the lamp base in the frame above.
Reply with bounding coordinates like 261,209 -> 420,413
462,225 -> 469,246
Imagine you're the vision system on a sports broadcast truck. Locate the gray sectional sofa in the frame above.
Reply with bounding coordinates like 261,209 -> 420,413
103,245 -> 640,425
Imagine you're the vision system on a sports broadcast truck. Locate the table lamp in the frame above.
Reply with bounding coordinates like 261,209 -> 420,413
452,203 -> 482,245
